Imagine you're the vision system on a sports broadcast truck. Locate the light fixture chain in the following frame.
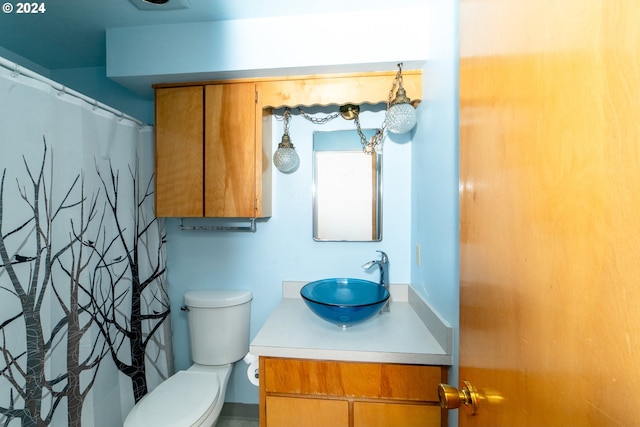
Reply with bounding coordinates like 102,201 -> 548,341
295,107 -> 341,124
293,106 -> 385,155
354,114 -> 382,154
388,63 -> 403,107
283,107 -> 291,134
277,59 -> 409,157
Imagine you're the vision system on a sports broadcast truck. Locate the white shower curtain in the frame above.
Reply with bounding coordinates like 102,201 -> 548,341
0,59 -> 171,426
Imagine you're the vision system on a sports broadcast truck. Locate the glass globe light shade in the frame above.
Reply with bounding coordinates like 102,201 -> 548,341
273,134 -> 300,173
386,85 -> 417,134
386,102 -> 417,134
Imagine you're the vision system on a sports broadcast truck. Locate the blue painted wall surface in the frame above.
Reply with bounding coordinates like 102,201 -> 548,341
0,47 -> 50,77
411,1 -> 460,423
51,67 -> 154,124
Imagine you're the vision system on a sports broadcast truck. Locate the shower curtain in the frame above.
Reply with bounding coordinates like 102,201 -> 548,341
0,59 -> 172,426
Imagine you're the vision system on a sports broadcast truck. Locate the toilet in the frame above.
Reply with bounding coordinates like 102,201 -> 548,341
124,289 -> 253,427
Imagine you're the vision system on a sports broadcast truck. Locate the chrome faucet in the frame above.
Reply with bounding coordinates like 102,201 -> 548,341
362,250 -> 390,313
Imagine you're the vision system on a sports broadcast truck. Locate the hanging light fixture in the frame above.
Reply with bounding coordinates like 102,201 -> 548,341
385,63 -> 417,134
272,63 -> 419,173
273,108 -> 300,174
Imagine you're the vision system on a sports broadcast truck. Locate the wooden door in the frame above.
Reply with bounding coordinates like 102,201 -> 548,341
204,83 -> 256,217
155,86 -> 204,217
459,1 -> 640,425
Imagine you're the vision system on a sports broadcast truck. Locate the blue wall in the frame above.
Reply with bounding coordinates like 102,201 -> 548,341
0,47 -> 153,124
2,1 -> 460,409
51,66 -> 154,124
411,1 -> 460,422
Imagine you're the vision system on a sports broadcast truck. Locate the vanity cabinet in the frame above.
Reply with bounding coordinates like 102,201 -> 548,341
154,82 -> 271,218
259,357 -> 447,427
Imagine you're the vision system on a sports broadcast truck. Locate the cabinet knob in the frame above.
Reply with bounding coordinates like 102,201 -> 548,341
437,381 -> 478,415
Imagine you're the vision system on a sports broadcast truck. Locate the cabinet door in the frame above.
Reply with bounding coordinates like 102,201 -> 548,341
264,358 -> 442,401
204,83 -> 256,217
353,402 -> 441,427
155,86 -> 204,217
265,396 -> 348,427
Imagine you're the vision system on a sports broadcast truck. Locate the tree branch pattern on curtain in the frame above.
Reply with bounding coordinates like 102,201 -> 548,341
0,62 -> 171,427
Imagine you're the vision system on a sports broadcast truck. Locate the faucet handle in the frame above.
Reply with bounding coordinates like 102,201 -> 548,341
376,250 -> 388,262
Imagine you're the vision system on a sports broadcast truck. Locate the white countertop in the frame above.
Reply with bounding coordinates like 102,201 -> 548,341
250,282 -> 453,366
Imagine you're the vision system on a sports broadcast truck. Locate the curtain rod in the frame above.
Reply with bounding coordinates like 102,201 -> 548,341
0,56 -> 147,128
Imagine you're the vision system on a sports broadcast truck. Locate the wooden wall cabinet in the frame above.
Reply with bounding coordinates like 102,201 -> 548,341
154,82 -> 271,218
259,357 -> 447,427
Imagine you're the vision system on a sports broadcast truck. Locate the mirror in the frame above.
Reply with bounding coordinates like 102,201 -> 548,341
313,129 -> 382,241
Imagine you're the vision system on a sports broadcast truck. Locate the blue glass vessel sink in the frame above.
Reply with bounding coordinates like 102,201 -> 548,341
300,278 -> 390,328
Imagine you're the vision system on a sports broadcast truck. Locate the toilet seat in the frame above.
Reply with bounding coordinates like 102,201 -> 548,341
124,370 -> 220,427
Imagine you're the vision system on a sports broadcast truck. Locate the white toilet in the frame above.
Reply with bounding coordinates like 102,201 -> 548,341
124,289 -> 253,427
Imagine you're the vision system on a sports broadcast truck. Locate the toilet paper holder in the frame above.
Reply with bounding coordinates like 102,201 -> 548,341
243,353 -> 259,385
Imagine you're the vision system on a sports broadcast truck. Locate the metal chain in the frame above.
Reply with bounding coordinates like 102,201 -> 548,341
282,107 -> 291,134
359,62 -> 402,154
354,114 -> 383,154
295,107 -> 341,124
274,106 -> 383,155
274,62 -> 406,155
387,63 -> 403,107
286,106 -> 379,153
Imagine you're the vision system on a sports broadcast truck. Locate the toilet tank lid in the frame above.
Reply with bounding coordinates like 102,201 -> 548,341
184,289 -> 253,308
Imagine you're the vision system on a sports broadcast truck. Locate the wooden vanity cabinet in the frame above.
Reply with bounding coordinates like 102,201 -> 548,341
154,82 -> 271,218
259,357 -> 447,427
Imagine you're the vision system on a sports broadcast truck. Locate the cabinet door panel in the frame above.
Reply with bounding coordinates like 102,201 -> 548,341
265,396 -> 348,427
205,83 -> 256,217
353,402 -> 441,427
264,358 -> 442,401
155,86 -> 204,217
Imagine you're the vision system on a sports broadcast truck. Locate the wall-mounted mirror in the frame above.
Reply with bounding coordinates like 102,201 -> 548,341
313,129 -> 382,241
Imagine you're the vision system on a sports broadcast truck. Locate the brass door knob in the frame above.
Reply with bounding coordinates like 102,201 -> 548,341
438,381 -> 478,415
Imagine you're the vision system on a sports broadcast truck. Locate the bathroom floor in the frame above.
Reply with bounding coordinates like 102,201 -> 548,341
217,417 -> 258,427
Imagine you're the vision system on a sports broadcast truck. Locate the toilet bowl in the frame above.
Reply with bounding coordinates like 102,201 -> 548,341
124,289 -> 252,427
123,364 -> 231,427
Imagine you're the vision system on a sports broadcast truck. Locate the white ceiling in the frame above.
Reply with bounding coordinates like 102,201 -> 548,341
0,0 -> 428,70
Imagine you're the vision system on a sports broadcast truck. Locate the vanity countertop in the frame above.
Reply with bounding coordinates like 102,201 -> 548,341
250,282 -> 453,366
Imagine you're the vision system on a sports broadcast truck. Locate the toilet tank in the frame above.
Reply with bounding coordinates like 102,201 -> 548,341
183,289 -> 252,365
